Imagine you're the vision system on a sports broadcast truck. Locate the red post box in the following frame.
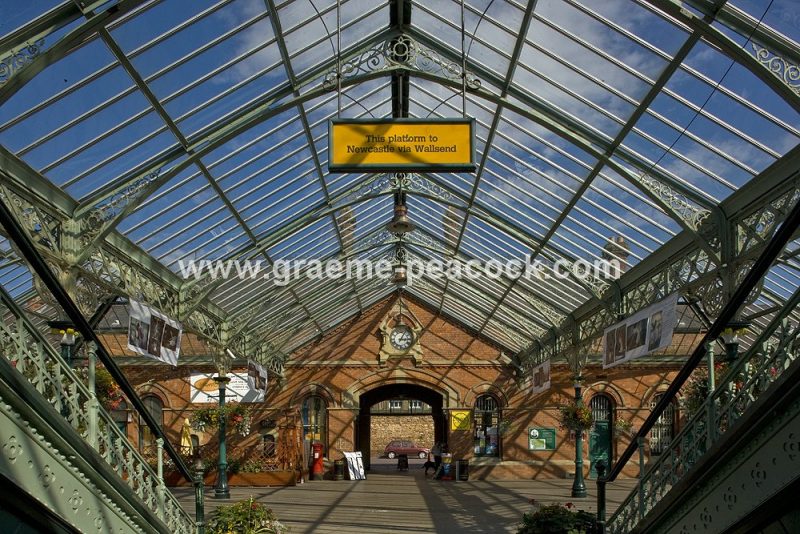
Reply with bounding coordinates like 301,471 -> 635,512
311,442 -> 324,480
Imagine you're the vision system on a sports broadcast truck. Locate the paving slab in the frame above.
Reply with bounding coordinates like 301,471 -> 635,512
171,464 -> 637,533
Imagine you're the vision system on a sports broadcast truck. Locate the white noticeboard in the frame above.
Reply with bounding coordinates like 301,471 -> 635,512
603,293 -> 679,369
343,451 -> 366,480
190,360 -> 268,403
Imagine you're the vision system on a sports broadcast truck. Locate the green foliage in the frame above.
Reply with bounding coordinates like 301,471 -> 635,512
207,497 -> 289,534
613,418 -> 632,435
684,363 -> 727,418
241,458 -> 278,473
518,503 -> 597,534
227,456 -> 242,474
558,402 -> 594,431
94,366 -> 125,410
192,403 -> 252,436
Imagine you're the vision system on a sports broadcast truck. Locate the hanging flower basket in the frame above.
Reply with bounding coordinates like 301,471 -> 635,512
192,403 -> 252,436
557,401 -> 594,431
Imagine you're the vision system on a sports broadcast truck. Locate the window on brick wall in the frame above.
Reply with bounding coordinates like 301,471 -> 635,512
138,395 -> 163,454
301,395 -> 328,452
474,395 -> 500,457
649,394 -> 676,455
389,400 -> 402,411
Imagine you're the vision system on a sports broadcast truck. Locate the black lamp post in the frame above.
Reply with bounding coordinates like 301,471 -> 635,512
212,347 -> 232,500
571,375 -> 587,498
213,373 -> 231,499
193,453 -> 206,534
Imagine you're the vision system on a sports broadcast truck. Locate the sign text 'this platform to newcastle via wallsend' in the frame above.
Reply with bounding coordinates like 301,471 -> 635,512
328,118 -> 476,173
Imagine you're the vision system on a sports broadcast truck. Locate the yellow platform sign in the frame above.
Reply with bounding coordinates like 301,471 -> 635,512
329,119 -> 475,172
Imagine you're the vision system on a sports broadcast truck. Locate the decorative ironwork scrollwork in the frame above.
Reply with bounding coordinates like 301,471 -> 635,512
751,43 -> 800,97
519,290 -> 565,328
338,173 -> 461,208
737,187 -> 800,254
638,172 -> 712,233
83,169 -> 161,238
0,39 -> 44,86
0,187 -> 61,253
323,34 -> 481,90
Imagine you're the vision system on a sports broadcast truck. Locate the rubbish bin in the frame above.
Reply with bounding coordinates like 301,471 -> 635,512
397,454 -> 409,471
457,459 -> 469,481
334,459 -> 344,481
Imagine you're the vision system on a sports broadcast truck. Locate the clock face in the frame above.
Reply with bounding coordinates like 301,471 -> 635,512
389,325 -> 414,350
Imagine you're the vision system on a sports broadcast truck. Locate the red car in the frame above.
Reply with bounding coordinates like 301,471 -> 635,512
384,440 -> 430,459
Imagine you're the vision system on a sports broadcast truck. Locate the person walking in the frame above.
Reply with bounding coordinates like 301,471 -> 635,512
431,442 -> 443,478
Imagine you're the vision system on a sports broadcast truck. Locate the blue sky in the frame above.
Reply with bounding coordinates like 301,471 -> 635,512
1,0 -> 799,349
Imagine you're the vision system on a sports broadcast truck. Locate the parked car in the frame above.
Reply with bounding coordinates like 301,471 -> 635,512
384,440 -> 430,459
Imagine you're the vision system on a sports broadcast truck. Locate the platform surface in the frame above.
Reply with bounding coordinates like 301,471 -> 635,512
172,460 -> 637,533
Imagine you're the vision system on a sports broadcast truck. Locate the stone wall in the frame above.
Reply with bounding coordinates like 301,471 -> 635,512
369,415 -> 435,456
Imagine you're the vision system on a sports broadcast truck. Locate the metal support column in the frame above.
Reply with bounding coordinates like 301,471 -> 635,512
214,375 -> 231,499
572,376 -> 587,498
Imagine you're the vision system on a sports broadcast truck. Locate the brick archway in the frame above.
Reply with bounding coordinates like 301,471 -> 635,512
356,382 -> 446,471
344,368 -> 460,408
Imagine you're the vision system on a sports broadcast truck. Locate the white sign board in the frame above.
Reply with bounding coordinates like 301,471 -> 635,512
530,358 -> 551,395
343,451 -> 366,480
190,361 -> 267,403
127,299 -> 182,366
603,293 -> 679,369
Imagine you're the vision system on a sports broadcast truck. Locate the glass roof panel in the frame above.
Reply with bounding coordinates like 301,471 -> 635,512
727,0 -> 800,43
1,0 -> 799,362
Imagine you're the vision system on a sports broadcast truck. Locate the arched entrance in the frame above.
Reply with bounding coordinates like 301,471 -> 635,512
357,383 -> 445,471
589,394 -> 615,478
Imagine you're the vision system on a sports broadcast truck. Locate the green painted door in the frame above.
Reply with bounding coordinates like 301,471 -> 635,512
589,421 -> 612,478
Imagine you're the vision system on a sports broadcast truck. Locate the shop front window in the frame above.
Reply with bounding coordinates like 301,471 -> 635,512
301,395 -> 327,451
473,395 -> 500,457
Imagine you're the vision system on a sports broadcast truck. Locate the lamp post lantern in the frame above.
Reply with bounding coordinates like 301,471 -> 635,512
571,376 -> 587,498
48,320 -> 78,367
720,320 -> 750,363
212,346 -> 233,499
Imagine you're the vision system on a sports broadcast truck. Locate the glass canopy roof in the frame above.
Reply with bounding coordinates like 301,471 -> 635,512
1,0 -> 799,368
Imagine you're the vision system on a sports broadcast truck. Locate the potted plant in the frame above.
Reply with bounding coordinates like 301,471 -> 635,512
518,502 -> 598,533
207,497 -> 288,534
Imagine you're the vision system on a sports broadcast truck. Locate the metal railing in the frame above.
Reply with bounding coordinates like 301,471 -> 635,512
596,195 -> 800,532
0,287 -> 196,533
606,292 -> 800,532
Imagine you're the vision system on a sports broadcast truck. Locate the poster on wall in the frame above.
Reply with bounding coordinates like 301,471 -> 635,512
127,299 -> 182,366
190,361 -> 267,403
530,358 -> 551,395
246,360 -> 268,402
603,293 -> 679,369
